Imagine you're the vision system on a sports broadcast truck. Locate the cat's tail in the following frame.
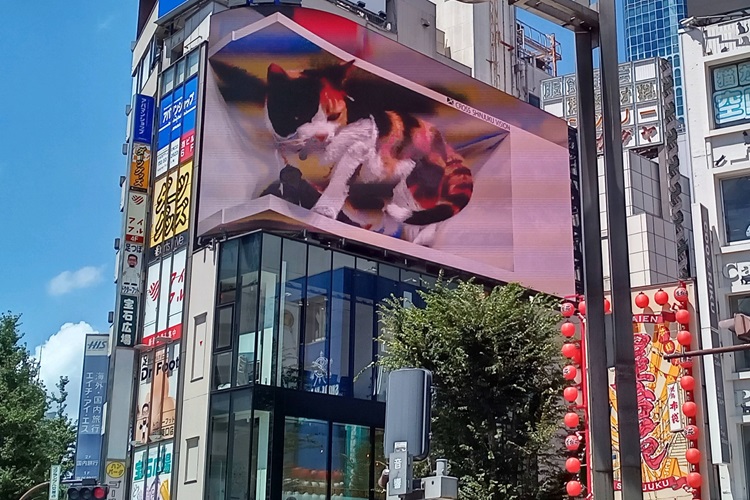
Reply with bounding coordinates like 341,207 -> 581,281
403,157 -> 473,225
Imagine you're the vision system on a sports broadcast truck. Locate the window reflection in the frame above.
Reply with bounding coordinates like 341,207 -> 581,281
207,394 -> 230,499
279,240 -> 307,389
283,418 -> 330,499
332,424 -> 371,500
305,246 -> 331,393
722,176 -> 750,244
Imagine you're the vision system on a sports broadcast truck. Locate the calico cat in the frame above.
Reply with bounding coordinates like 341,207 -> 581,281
211,58 -> 474,244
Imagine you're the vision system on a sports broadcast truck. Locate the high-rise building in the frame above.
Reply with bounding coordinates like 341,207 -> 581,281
623,0 -> 688,121
100,1 -> 578,500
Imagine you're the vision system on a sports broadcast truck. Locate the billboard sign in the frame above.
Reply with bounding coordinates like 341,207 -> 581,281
74,334 -> 110,480
541,58 -> 667,154
126,193 -> 148,245
129,144 -> 152,192
200,7 -> 575,296
116,295 -> 138,347
610,283 -> 704,498
133,345 -> 180,445
686,0 -> 749,17
133,94 -> 155,145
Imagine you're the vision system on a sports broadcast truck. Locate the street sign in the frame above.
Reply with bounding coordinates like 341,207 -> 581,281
49,465 -> 61,500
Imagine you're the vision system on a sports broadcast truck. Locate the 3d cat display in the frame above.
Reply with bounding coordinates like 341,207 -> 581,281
210,58 -> 475,245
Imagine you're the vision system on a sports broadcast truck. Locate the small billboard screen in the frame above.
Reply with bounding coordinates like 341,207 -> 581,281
199,7 -> 575,296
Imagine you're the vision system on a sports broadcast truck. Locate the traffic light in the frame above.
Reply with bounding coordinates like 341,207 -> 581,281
66,485 -> 108,500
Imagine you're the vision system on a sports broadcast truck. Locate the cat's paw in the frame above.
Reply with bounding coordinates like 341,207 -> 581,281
385,203 -> 413,222
311,204 -> 340,219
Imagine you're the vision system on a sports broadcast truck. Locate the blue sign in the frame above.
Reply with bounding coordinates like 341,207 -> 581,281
74,334 -> 110,480
171,85 -> 184,142
157,94 -> 173,150
713,61 -> 750,127
158,0 -> 195,19
182,76 -> 198,135
133,94 -> 155,144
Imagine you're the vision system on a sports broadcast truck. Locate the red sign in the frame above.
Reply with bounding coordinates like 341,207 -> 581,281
142,323 -> 183,347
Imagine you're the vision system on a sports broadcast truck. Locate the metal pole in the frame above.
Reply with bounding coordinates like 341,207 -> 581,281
575,29 -> 614,500
663,343 -> 750,359
597,0 -> 643,497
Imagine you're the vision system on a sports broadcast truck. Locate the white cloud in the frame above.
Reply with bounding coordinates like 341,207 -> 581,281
96,14 -> 116,32
34,322 -> 97,420
47,266 -> 104,296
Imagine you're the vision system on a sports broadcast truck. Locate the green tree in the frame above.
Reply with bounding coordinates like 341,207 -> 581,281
378,280 -> 566,500
0,313 -> 77,500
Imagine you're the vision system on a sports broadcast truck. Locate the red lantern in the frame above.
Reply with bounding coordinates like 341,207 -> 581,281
686,448 -> 701,464
676,309 -> 691,325
674,286 -> 689,303
566,457 -> 581,474
578,300 -> 586,316
677,330 -> 692,346
635,292 -> 649,309
561,322 -> 576,338
564,412 -> 580,428
664,340 -> 676,354
564,386 -> 579,402
562,343 -> 579,359
680,358 -> 694,369
685,424 -> 700,441
566,480 -> 583,497
680,375 -> 696,391
655,289 -> 669,305
565,434 -> 580,451
561,302 -> 576,318
604,298 -> 611,313
571,351 -> 582,365
563,365 -> 578,380
683,401 -> 698,418
687,472 -> 702,489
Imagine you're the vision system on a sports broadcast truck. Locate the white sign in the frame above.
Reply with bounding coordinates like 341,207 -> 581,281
125,193 -> 148,245
666,383 -> 683,432
49,465 -> 61,500
105,460 -> 126,500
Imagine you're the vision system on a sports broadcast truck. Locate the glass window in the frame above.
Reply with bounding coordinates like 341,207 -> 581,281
237,235 -> 261,386
252,391 -> 274,499
722,176 -> 750,244
214,352 -> 232,391
188,49 -> 201,76
331,253 -> 355,397
218,239 -> 239,305
712,60 -> 750,128
732,295 -> 750,371
279,240 -> 307,389
257,234 -> 282,386
353,265 -> 376,400
305,246 -> 332,393
282,418 -> 329,499
215,306 -> 233,351
374,429 -> 386,500
207,394 -> 230,500
331,423 -> 371,500
229,392 -> 252,500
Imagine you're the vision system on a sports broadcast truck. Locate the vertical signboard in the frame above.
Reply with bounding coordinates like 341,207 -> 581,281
49,465 -> 61,500
610,284 -> 704,498
699,205 -> 731,463
74,334 -> 110,480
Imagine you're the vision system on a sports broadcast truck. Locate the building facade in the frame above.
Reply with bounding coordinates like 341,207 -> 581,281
102,2 -> 577,500
682,10 -> 750,500
623,0 -> 688,121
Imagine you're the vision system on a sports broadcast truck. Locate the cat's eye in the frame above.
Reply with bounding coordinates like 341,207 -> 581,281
328,113 -> 341,121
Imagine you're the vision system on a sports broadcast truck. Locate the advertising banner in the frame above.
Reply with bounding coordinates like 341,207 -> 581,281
74,334 -> 110,480
179,76 -> 198,164
133,94 -> 155,145
130,441 -> 173,500
200,7 -> 574,297
116,295 -> 139,347
126,192 -> 148,245
133,345 -> 180,445
129,144 -> 152,193
610,283 -> 703,498
150,162 -> 192,249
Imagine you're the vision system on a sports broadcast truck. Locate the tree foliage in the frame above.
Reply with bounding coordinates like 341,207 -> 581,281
378,280 -> 566,500
0,313 -> 77,500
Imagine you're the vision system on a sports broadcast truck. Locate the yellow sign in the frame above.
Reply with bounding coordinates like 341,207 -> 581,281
150,162 -> 192,247
130,144 -> 152,192
106,460 -> 126,479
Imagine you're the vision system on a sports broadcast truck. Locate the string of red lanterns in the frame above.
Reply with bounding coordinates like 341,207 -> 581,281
560,298 -> 588,499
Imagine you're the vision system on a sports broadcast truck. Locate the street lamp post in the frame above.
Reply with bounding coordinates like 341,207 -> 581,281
509,1 -> 643,498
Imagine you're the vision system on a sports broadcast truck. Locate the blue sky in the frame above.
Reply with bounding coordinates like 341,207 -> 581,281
0,1 -> 136,406
0,0 -> 623,412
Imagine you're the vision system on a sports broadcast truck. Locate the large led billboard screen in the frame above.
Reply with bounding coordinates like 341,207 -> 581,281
200,7 -> 575,296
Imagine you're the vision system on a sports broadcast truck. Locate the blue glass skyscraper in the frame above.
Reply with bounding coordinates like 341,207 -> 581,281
623,0 -> 688,120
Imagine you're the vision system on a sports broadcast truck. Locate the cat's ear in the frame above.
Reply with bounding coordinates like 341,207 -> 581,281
210,59 -> 267,104
267,63 -> 289,82
329,60 -> 356,85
